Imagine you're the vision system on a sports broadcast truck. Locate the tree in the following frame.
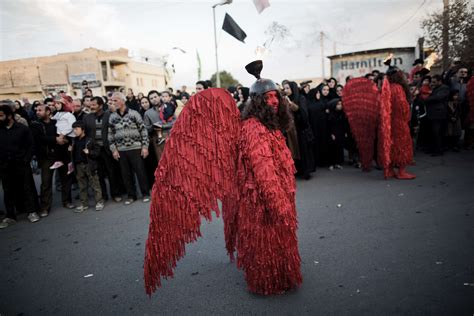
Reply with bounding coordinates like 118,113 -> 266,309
421,0 -> 474,68
210,71 -> 240,89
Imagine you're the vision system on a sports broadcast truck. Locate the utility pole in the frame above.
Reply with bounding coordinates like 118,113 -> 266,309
442,0 -> 450,71
211,0 -> 232,88
212,5 -> 220,88
320,31 -> 325,78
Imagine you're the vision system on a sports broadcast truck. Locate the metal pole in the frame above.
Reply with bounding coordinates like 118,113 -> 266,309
213,6 -> 221,88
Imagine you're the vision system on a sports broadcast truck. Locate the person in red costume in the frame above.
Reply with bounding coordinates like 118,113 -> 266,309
342,56 -> 416,180
235,60 -> 302,295
144,60 -> 302,297
383,65 -> 416,180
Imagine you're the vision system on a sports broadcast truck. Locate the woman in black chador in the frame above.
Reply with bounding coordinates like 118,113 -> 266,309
283,81 -> 315,179
307,84 -> 331,167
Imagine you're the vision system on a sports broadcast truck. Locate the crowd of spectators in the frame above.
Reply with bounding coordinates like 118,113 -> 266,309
0,60 -> 472,229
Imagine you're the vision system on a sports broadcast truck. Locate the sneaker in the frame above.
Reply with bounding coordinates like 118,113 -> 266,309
113,196 -> 123,203
329,166 -> 334,171
39,210 -> 49,217
63,202 -> 76,209
50,161 -> 64,169
142,196 -> 150,203
67,162 -> 74,175
124,198 -> 135,205
95,201 -> 105,211
27,212 -> 40,223
335,164 -> 343,170
75,205 -> 89,213
0,217 -> 16,229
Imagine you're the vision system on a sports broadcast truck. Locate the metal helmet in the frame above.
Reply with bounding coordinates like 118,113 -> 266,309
245,60 -> 278,97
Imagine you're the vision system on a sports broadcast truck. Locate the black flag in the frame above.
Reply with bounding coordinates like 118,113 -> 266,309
222,13 -> 247,43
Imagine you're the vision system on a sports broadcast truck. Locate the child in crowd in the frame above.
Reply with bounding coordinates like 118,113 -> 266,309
328,99 -> 349,170
50,97 -> 76,173
153,92 -> 176,145
69,121 -> 104,212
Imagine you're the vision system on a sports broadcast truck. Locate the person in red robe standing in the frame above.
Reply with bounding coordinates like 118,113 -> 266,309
382,65 -> 416,179
144,60 -> 302,296
233,60 -> 302,295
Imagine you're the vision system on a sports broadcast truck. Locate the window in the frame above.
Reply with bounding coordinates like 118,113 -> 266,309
136,78 -> 140,86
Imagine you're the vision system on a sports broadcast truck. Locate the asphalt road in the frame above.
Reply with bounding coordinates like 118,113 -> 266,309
1,150 -> 473,315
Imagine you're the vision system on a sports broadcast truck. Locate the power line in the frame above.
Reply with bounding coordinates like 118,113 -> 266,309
323,0 -> 428,47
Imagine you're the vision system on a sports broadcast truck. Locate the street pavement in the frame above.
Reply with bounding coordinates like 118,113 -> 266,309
1,150 -> 473,315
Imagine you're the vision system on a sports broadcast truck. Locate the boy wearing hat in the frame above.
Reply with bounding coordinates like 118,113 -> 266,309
70,121 -> 104,212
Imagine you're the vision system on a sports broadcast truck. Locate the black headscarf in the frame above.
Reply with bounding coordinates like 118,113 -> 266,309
240,87 -> 250,103
287,81 -> 301,103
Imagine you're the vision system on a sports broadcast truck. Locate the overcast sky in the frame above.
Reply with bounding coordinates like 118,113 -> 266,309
0,0 -> 446,87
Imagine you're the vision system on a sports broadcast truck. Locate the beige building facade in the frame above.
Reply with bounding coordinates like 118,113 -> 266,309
0,48 -> 170,100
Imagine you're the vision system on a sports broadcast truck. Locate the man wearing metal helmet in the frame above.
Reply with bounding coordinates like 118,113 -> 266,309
234,60 -> 302,295
144,61 -> 302,297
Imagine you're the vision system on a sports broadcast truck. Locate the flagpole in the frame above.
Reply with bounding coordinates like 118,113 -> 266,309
212,0 -> 232,88
212,5 -> 221,88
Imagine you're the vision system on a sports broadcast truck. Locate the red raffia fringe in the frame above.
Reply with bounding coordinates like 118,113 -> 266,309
144,89 -> 241,296
377,78 -> 392,172
388,83 -> 413,167
235,118 -> 302,295
342,78 -> 379,171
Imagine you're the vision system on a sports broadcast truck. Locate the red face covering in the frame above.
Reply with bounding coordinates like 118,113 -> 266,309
263,90 -> 279,112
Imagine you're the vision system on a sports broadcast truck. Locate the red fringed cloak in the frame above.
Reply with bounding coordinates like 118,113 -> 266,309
342,78 -> 413,175
144,88 -> 301,296
377,78 -> 392,170
387,82 -> 413,167
235,118 -> 301,295
341,78 -> 379,170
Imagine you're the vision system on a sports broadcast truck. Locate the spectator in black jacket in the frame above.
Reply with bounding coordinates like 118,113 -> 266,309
72,98 -> 85,121
70,121 -> 104,212
83,96 -> 125,202
425,75 -> 450,156
30,104 -> 75,217
0,104 -> 39,228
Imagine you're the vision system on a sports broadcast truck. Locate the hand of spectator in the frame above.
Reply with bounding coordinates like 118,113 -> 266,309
141,148 -> 149,159
112,150 -> 120,160
331,134 -> 336,141
83,148 -> 89,155
68,145 -> 72,152
325,109 -> 330,114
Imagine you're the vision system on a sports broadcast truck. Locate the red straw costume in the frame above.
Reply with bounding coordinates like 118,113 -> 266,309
341,78 -> 379,171
388,82 -> 414,174
144,61 -> 301,296
342,63 -> 415,179
235,118 -> 301,295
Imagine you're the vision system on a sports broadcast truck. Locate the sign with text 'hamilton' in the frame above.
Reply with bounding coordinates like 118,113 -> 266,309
329,48 -> 415,84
